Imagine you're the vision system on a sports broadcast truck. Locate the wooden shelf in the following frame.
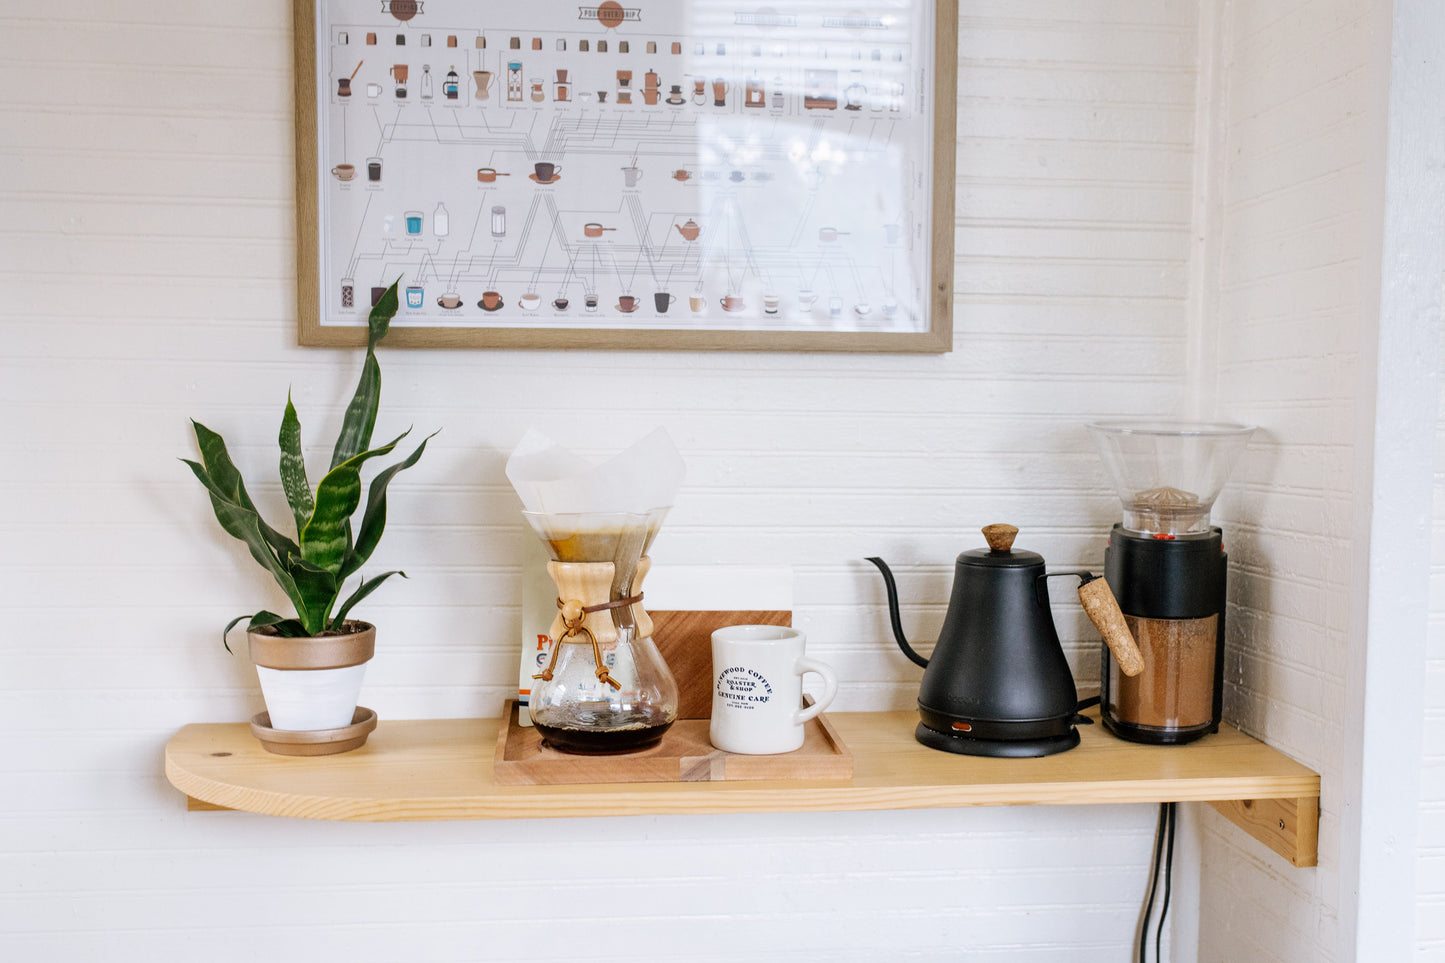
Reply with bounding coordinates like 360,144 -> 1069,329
165,708 -> 1321,867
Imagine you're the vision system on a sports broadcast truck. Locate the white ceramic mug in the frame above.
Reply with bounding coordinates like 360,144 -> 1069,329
710,626 -> 838,754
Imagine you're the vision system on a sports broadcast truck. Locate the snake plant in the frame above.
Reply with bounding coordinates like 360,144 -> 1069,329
183,281 -> 434,648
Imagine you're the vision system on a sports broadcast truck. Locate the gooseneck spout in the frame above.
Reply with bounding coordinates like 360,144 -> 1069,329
865,557 -> 930,668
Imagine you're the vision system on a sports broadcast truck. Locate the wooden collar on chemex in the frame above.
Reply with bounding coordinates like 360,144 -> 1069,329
533,594 -> 643,690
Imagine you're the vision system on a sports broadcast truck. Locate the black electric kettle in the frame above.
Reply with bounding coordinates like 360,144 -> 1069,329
868,524 -> 1142,757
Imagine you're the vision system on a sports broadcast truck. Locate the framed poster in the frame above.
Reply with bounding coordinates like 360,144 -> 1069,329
293,0 -> 956,351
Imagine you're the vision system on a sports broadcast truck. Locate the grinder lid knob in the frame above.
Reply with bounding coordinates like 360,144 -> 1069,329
982,523 -> 1019,553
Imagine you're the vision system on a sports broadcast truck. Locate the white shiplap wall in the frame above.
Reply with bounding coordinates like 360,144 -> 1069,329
4,0 -> 1216,958
1196,0 -> 1441,960
1427,327 -> 1445,955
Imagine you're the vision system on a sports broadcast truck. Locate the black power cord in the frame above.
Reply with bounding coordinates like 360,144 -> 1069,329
1138,801 -> 1177,962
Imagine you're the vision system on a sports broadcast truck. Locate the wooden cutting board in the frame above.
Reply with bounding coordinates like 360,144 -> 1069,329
650,609 -> 791,719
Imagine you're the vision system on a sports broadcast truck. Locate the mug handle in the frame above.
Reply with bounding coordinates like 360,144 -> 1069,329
793,657 -> 838,726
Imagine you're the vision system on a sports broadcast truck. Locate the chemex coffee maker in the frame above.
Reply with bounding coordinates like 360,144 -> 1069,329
1087,421 -> 1255,744
869,525 -> 1143,758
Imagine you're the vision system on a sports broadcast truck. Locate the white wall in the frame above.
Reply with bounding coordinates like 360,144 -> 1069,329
1427,328 -> 1445,955
1,1 -> 1202,959
1198,0 -> 1444,960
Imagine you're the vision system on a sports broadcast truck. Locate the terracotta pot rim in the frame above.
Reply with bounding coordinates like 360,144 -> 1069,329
247,620 -> 376,671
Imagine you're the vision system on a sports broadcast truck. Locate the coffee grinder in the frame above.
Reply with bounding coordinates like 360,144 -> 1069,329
1087,421 -> 1255,745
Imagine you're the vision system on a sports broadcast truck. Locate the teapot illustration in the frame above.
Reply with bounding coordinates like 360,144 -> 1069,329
675,219 -> 701,241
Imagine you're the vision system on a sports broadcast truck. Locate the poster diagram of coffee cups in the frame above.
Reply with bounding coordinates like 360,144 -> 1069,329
317,0 -> 936,333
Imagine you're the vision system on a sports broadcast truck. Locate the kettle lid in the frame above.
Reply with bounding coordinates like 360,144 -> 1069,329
959,523 -> 1044,568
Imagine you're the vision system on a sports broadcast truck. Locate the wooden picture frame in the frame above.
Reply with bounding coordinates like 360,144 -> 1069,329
293,1 -> 956,352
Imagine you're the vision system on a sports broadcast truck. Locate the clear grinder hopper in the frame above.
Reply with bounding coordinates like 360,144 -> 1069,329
1087,421 -> 1255,745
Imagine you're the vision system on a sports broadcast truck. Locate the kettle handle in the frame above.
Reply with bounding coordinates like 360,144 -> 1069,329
865,557 -> 930,669
1077,575 -> 1145,677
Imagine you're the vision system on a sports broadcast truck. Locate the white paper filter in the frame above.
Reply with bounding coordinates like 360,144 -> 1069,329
504,426 -> 686,516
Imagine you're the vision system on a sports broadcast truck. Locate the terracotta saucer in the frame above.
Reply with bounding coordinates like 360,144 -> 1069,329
250,706 -> 377,756
478,299 -> 505,311
528,173 -> 562,184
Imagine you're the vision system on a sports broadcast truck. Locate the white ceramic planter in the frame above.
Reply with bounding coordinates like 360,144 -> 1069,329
248,621 -> 376,733
255,663 -> 369,730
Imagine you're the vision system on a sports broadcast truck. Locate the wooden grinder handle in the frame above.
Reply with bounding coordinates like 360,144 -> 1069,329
1078,576 -> 1144,677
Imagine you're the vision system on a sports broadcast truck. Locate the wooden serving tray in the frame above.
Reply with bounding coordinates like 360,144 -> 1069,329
493,700 -> 853,786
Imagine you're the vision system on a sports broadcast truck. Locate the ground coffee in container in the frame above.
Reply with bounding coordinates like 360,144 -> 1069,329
1105,615 -> 1218,730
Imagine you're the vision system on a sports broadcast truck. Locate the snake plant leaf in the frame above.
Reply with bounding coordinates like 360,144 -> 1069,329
249,611 -> 310,637
329,280 -> 398,471
191,420 -> 303,563
278,393 -> 313,535
182,458 -> 314,628
221,613 -> 251,654
222,611 -> 309,652
330,570 -> 406,631
340,430 -> 439,580
367,280 -> 398,347
286,559 -> 340,636
300,431 -> 408,575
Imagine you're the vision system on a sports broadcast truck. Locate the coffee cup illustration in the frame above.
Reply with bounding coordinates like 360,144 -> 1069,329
622,166 -> 644,187
654,292 -> 675,313
366,157 -> 382,181
520,293 -> 541,310
331,164 -> 355,181
405,285 -> 424,308
437,293 -> 462,309
672,169 -> 691,182
479,290 -> 503,311
585,295 -> 599,311
720,294 -> 744,312
534,162 -> 561,182
689,295 -> 706,312
763,293 -> 780,314
617,295 -> 638,313
553,297 -> 569,311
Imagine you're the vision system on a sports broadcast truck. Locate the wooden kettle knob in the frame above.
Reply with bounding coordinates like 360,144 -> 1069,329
982,524 -> 1019,552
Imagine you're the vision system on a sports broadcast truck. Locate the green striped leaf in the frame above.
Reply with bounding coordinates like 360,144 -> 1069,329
330,570 -> 406,632
329,280 -> 397,471
182,458 -> 314,629
300,431 -> 407,575
340,430 -> 437,579
278,393 -> 313,535
191,421 -> 302,564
